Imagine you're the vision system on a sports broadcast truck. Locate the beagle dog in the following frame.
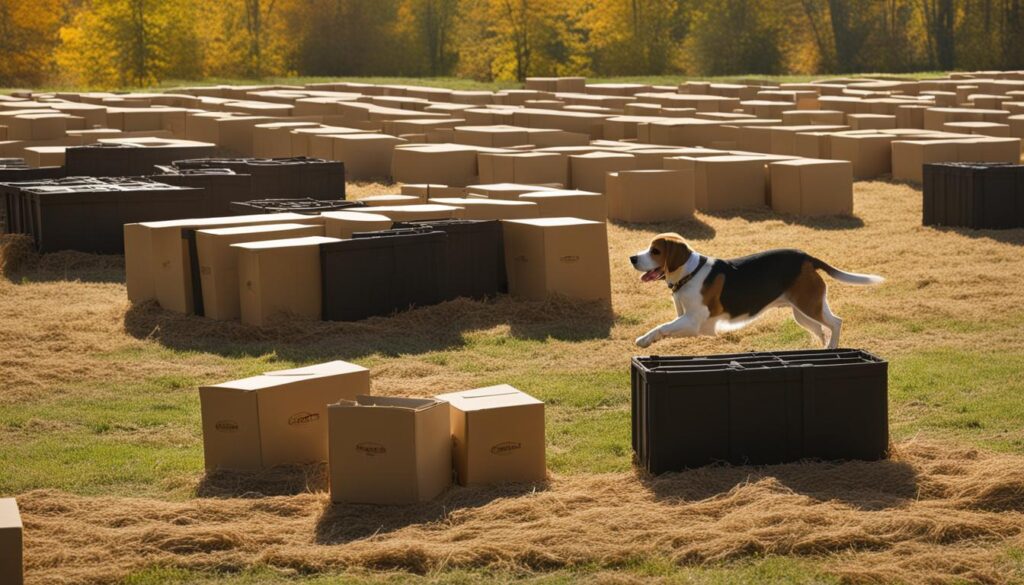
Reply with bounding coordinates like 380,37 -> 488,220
630,233 -> 883,349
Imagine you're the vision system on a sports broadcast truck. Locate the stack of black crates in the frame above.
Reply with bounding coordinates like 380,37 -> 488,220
631,349 -> 889,474
319,220 -> 506,321
229,198 -> 364,215
922,162 -> 1024,229
0,160 -> 64,234
171,157 -> 346,201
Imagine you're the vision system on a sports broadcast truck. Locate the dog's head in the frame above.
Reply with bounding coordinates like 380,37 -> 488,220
630,233 -> 693,283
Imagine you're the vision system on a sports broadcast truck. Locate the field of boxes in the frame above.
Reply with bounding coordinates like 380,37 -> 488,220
1,73 -> 1024,585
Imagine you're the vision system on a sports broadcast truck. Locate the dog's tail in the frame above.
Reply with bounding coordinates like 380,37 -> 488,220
810,256 -> 885,285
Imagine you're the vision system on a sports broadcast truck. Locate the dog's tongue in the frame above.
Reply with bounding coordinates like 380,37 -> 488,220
641,268 -> 663,282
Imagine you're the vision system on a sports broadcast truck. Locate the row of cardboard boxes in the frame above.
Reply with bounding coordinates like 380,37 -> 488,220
126,212 -> 611,325
198,360 -> 546,504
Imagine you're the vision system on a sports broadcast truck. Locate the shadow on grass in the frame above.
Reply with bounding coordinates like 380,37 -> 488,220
610,217 -> 717,240
196,463 -> 328,498
926,225 -> 1024,246
124,294 -> 615,360
702,207 -> 866,230
314,481 -> 549,546
637,455 -> 918,511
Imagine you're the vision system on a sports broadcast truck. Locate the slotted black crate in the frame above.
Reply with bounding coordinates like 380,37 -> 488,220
390,219 -> 507,300
149,168 -> 252,217
229,198 -> 364,215
171,157 -> 345,200
631,349 -> 889,474
320,230 -> 447,321
922,162 -> 1024,229
66,143 -> 216,177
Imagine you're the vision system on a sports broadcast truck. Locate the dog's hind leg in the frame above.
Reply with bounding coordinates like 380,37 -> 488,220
791,307 -> 826,346
819,294 -> 843,349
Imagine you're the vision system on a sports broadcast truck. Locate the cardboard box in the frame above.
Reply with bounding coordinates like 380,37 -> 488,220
253,122 -> 321,158
943,121 -> 1011,137
435,385 -> 546,486
891,140 -> 964,183
401,184 -> 466,199
233,236 -> 341,327
606,169 -> 693,222
331,133 -> 406,180
391,143 -> 481,186
127,213 -> 319,308
0,499 -> 22,585
359,194 -> 422,206
847,114 -> 897,130
781,110 -> 845,125
829,133 -> 896,179
429,197 -> 539,220
502,217 -> 611,301
350,204 -> 462,222
769,125 -> 849,156
6,113 -> 68,140
328,396 -> 452,504
769,159 -> 853,216
569,151 -> 637,193
453,125 -> 531,147
664,155 -> 767,211
465,183 -> 558,200
289,126 -> 364,157
793,132 -> 834,159
321,210 -> 393,238
196,223 -> 324,321
519,189 -> 606,221
200,361 -> 370,471
477,152 -> 568,185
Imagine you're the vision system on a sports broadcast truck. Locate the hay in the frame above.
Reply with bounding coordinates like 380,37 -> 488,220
0,233 -> 36,276
18,440 -> 1024,584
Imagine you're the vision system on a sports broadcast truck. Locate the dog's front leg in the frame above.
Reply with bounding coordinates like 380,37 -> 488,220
635,313 -> 703,348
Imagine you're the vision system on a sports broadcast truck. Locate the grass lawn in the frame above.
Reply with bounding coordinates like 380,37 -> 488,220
1,180 -> 1023,584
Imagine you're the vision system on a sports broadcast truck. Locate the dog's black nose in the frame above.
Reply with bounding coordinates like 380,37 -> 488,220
629,255 -> 638,265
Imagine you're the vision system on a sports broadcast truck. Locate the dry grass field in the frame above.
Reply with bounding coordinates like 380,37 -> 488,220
2,180 -> 1023,584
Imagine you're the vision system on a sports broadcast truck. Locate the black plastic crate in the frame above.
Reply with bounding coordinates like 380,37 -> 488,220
0,167 -> 67,234
631,349 -> 888,474
66,143 -> 216,177
390,220 -> 507,299
320,230 -> 448,321
149,168 -> 252,217
172,157 -> 346,200
922,162 -> 1024,229
229,198 -> 364,215
3,179 -> 205,253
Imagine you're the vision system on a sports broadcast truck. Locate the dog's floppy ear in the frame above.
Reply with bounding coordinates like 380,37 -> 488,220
653,233 -> 692,274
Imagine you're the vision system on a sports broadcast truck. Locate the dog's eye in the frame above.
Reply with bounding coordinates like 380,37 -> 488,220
651,249 -> 660,255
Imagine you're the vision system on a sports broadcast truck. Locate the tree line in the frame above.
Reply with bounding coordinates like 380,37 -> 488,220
2,0 -> 1024,88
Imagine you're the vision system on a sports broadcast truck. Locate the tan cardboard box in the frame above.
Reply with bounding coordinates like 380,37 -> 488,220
943,121 -> 1011,137
769,159 -> 853,216
349,204 -> 462,222
321,211 -> 392,238
328,396 -> 452,504
955,137 -> 1022,162
214,116 -> 274,156
253,122 -> 321,158
400,184 -> 466,199
465,183 -> 558,200
477,152 -> 568,185
6,113 -> 68,140
106,107 -> 164,132
289,126 -> 364,157
200,361 -> 370,471
846,114 -> 897,130
891,140 -> 963,183
519,189 -> 606,221
781,110 -> 845,125
769,125 -> 848,156
331,133 -> 406,180
359,194 -> 422,206
829,133 -> 897,178
665,155 -> 767,211
127,213 -> 319,308
896,105 -> 928,129
391,143 -> 481,186
22,145 -> 67,168
233,236 -> 340,327
435,385 -> 546,486
0,498 -> 22,585
453,125 -> 531,147
793,132 -> 835,159
502,217 -> 611,301
606,169 -> 693,223
429,197 -> 539,220
568,151 -> 637,193
196,223 -> 324,321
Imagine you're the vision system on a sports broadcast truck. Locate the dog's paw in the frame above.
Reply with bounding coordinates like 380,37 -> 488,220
635,334 -> 653,349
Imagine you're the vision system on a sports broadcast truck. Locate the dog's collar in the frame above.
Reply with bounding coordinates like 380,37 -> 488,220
667,253 -> 707,293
